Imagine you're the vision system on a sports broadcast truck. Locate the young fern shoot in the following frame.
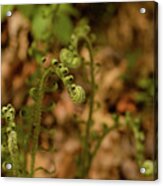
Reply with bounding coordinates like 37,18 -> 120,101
29,57 -> 86,177
1,104 -> 22,177
125,112 -> 154,176
59,20 -> 96,178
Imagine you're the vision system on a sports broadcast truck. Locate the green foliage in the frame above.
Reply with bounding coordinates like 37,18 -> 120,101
53,14 -> 73,44
31,7 -> 52,41
122,49 -> 154,109
17,5 -> 36,19
1,4 -> 91,65
126,50 -> 140,70
122,49 -> 141,83
17,4 -> 78,44
125,112 -> 145,166
125,112 -> 153,176
3,4 -> 78,62
135,77 -> 154,106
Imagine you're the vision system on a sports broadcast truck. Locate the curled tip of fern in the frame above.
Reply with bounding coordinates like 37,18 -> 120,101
141,160 -> 154,176
60,48 -> 82,69
68,84 -> 86,104
60,49 -> 73,64
2,104 -> 15,122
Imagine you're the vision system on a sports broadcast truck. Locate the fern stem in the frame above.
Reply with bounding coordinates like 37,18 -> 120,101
30,67 -> 54,177
78,36 -> 95,178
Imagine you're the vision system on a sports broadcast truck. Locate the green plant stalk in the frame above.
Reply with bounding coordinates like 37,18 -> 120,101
91,124 -> 120,158
79,36 -> 95,178
24,127 -> 33,176
85,37 -> 95,145
21,110 -> 34,176
30,67 -> 55,177
8,131 -> 21,176
77,36 -> 120,177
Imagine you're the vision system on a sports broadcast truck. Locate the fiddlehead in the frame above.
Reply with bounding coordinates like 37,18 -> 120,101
51,59 -> 86,104
29,66 -> 57,177
29,56 -> 86,176
60,20 -> 96,178
59,19 -> 93,69
67,84 -> 86,104
1,104 -> 22,176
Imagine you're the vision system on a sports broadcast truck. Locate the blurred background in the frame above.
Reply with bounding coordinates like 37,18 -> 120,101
1,2 -> 157,180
